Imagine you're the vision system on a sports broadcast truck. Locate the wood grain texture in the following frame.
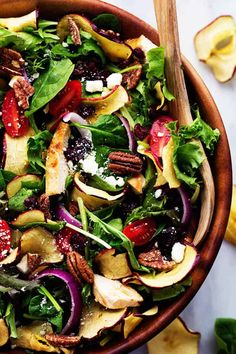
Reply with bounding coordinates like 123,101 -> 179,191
0,1 -> 232,353
153,0 -> 215,246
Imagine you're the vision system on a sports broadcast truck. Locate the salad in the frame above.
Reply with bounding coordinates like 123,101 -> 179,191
0,9 -> 220,353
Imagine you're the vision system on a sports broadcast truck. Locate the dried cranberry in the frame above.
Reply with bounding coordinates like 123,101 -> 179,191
133,48 -> 145,61
73,59 -> 109,84
134,123 -> 149,140
157,226 -> 180,256
70,233 -> 88,254
65,137 -> 92,165
120,192 -> 140,221
78,104 -> 95,119
24,196 -> 38,210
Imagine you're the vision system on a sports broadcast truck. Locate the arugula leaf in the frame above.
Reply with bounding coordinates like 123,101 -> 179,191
8,188 -> 34,212
93,13 -> 122,32
152,277 -> 192,301
0,169 -> 16,190
146,47 -> 165,80
87,210 -> 149,273
26,58 -> 74,116
4,303 -> 17,338
215,318 -> 236,354
74,114 -> 128,148
0,271 -> 39,292
27,130 -> 52,174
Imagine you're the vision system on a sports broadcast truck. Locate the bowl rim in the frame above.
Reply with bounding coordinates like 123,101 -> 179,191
0,0 -> 232,353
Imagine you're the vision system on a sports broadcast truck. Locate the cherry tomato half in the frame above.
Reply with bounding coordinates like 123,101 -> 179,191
2,89 -> 29,137
123,217 -> 157,246
49,80 -> 82,117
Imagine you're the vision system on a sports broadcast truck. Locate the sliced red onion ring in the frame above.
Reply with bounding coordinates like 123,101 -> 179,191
178,186 -> 192,225
56,204 -> 82,229
118,116 -> 137,153
63,112 -> 92,141
36,269 -> 82,334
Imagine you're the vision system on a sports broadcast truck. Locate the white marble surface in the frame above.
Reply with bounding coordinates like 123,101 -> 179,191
103,1 -> 236,353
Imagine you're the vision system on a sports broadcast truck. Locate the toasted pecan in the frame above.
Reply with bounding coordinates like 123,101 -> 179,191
45,333 -> 80,347
68,17 -> 81,45
12,76 -> 35,110
108,151 -> 143,175
27,253 -> 42,272
68,201 -> 79,217
0,48 -> 24,76
38,194 -> 51,220
122,60 -> 142,90
67,251 -> 94,284
138,248 -> 176,271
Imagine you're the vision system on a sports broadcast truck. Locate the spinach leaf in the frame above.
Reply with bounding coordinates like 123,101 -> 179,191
26,58 -> 74,116
92,13 -> 122,32
27,130 -> 52,174
0,271 -> 39,292
88,175 -> 124,192
146,47 -> 165,80
74,114 -> 128,148
4,303 -> 17,338
152,277 -> 192,301
87,210 -> 149,273
0,28 -> 42,51
0,169 -> 16,190
8,188 -> 34,212
215,318 -> 236,354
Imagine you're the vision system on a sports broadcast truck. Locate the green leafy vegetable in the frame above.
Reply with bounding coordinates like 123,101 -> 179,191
215,318 -> 236,354
73,114 -> 128,148
27,130 -> 52,174
0,271 -> 39,292
26,58 -> 74,115
89,175 -> 124,192
4,303 -> 17,338
8,188 -> 34,212
0,293 -> 6,318
12,220 -> 65,232
0,28 -> 42,51
92,13 -> 121,32
0,169 -> 16,190
146,47 -> 165,80
152,277 -> 192,301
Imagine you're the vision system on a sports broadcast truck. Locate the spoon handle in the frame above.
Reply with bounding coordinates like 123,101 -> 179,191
153,0 -> 215,245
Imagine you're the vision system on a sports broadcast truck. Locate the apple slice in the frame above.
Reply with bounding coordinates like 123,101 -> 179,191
57,14 -> 132,62
6,174 -> 41,199
0,10 -> 37,32
81,85 -> 129,123
78,302 -> 127,340
93,274 -> 143,309
95,249 -> 132,280
0,319 -> 8,347
194,15 -> 236,82
12,209 -> 45,228
138,244 -> 199,288
4,128 -> 35,175
71,186 -> 115,211
20,227 -> 63,263
162,138 -> 181,188
127,174 -> 146,194
225,184 -> 236,244
45,122 -> 70,196
74,172 -> 124,201
147,317 -> 200,354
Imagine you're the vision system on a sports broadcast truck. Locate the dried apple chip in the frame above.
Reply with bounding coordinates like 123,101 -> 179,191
147,317 -> 200,354
194,15 -> 236,82
225,185 -> 236,244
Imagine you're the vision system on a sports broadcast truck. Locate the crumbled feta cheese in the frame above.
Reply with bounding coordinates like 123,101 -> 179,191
139,35 -> 156,54
32,72 -> 39,79
104,175 -> 125,187
79,151 -> 98,175
171,243 -> 186,263
106,73 -> 123,89
86,80 -> 103,93
154,189 -> 162,199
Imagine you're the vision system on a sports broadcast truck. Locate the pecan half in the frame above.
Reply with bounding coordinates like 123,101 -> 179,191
68,17 -> 81,45
68,201 -> 79,217
138,248 -> 176,271
45,333 -> 80,347
122,61 -> 142,90
38,194 -> 51,220
12,76 -> 35,110
0,48 -> 24,76
108,151 -> 143,175
27,253 -> 42,272
67,251 -> 94,284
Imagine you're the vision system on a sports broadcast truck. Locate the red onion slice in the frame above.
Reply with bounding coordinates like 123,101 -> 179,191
178,186 -> 192,225
55,204 -> 82,229
118,115 -> 137,153
63,112 -> 92,141
36,269 -> 82,334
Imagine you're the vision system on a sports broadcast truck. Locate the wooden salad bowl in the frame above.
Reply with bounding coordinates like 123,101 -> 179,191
0,0 -> 232,353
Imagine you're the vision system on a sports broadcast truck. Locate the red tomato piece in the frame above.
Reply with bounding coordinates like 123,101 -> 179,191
149,116 -> 175,164
0,220 -> 12,260
123,217 -> 157,246
2,89 -> 29,137
49,80 -> 82,117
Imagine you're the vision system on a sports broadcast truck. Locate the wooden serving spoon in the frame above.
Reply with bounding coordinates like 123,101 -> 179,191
153,0 -> 215,245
